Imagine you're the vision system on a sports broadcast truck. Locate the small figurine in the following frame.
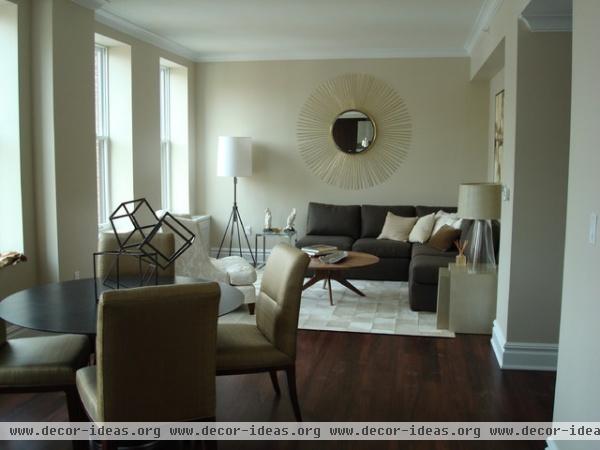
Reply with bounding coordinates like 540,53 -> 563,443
284,208 -> 297,233
361,137 -> 370,148
264,208 -> 273,231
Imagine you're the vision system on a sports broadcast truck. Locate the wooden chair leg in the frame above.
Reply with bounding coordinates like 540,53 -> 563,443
285,366 -> 302,422
247,303 -> 256,315
269,370 -> 281,396
65,386 -> 87,422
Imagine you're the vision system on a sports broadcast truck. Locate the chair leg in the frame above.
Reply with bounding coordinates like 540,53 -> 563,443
285,366 -> 302,422
65,386 -> 87,422
269,370 -> 281,396
247,303 -> 255,315
101,441 -> 117,450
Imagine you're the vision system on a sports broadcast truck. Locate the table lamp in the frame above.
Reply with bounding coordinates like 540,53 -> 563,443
216,136 -> 256,265
457,183 -> 501,267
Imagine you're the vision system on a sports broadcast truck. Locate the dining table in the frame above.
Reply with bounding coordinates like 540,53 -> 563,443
0,276 -> 243,336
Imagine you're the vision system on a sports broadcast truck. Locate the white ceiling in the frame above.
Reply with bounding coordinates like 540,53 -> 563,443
90,0 -> 499,62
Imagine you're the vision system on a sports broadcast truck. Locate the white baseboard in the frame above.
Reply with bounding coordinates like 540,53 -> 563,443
546,440 -> 560,450
491,320 -> 558,371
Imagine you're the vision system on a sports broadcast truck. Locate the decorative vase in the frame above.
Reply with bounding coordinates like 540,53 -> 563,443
455,254 -> 467,266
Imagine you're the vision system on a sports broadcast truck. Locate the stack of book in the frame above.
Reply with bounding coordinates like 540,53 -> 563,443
300,244 -> 338,256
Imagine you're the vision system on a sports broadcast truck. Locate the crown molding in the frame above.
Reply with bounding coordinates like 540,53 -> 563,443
94,9 -> 198,61
464,0 -> 503,55
520,14 -> 572,32
71,0 -> 109,10
195,47 -> 468,63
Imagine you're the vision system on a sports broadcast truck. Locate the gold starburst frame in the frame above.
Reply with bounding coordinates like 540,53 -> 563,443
297,73 -> 412,190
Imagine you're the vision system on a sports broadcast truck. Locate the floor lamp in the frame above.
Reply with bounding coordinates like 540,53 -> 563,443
216,136 -> 256,265
457,183 -> 501,268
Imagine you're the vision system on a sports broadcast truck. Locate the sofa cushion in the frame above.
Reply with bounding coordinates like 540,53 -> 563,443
296,235 -> 355,251
361,205 -> 416,238
415,205 -> 457,217
411,243 -> 458,258
306,202 -> 361,239
410,255 -> 454,285
352,238 -> 411,259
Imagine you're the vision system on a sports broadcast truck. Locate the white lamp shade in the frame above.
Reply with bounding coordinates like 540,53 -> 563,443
457,183 -> 501,220
217,136 -> 253,177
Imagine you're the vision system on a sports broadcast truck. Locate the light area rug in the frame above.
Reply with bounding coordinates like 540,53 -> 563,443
220,277 -> 455,338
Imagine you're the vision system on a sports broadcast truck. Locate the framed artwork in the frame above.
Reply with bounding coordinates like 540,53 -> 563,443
494,90 -> 505,183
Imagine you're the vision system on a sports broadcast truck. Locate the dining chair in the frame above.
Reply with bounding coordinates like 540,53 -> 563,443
216,244 -> 310,421
96,231 -> 175,280
0,319 -> 90,449
76,282 -> 220,449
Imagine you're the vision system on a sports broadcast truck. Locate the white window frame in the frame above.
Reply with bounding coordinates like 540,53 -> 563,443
160,65 -> 172,211
95,44 -> 110,225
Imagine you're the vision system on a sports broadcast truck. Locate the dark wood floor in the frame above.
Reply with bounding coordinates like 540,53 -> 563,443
0,330 -> 556,450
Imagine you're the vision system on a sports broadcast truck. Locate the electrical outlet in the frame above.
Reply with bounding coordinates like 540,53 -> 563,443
245,226 -> 252,236
589,213 -> 598,245
74,270 -> 80,280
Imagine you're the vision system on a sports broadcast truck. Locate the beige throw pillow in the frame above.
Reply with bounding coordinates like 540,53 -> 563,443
377,212 -> 418,242
409,213 -> 436,243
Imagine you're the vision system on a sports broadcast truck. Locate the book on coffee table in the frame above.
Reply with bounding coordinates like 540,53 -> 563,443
301,244 -> 338,256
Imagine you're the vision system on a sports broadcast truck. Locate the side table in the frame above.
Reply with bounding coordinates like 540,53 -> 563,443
254,231 -> 297,268
436,263 -> 497,334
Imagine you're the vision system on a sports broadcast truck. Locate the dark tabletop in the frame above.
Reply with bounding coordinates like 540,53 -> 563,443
0,276 -> 244,335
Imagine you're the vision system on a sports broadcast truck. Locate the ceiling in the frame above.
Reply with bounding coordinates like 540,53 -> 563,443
89,0 -> 499,62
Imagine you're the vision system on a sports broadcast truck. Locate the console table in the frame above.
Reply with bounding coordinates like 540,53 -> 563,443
254,230 -> 297,268
436,263 -> 497,334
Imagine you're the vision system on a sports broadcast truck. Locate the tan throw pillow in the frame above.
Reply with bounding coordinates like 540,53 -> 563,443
428,225 -> 462,251
409,213 -> 436,243
377,212 -> 418,242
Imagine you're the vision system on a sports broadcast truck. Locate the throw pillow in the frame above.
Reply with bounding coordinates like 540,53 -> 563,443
428,225 -> 462,251
408,213 -> 436,243
432,210 -> 463,235
377,212 -> 418,242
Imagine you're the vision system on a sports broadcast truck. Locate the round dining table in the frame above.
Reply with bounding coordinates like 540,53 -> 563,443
0,276 -> 243,336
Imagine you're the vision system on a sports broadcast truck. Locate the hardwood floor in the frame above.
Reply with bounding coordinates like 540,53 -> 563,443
0,330 -> 556,450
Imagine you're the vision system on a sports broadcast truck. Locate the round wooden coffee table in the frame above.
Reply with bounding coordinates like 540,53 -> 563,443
302,251 -> 379,305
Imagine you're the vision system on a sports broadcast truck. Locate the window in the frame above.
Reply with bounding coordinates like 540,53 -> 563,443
159,65 -> 172,210
0,1 -> 24,252
94,44 -> 110,224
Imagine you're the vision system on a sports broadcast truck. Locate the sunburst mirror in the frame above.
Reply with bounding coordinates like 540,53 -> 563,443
297,73 -> 411,190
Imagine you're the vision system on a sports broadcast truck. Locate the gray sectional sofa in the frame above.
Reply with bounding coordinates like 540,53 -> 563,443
296,202 -> 488,312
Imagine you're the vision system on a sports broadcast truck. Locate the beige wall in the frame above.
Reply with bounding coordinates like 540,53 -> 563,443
196,58 -> 489,248
552,0 -> 600,444
472,1 -> 571,354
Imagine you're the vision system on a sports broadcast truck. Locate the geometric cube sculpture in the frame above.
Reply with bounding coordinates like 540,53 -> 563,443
109,198 -> 195,270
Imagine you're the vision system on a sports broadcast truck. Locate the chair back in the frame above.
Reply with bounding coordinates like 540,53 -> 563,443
96,282 -> 220,421
255,244 -> 309,359
97,232 -> 175,279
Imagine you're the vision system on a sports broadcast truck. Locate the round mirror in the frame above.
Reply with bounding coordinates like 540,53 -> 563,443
331,110 -> 376,153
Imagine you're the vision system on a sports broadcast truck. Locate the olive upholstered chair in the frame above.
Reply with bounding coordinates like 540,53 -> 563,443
96,231 -> 175,280
0,319 -> 90,438
216,244 -> 310,421
76,283 -> 220,428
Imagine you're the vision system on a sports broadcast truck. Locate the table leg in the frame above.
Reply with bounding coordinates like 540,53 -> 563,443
326,272 -> 334,305
332,273 -> 366,297
254,234 -> 258,268
302,273 -> 325,290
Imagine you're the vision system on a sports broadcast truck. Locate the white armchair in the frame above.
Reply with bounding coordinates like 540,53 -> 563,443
170,216 -> 257,311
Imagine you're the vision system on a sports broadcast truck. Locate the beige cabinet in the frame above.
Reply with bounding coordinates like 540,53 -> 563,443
436,263 -> 497,334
